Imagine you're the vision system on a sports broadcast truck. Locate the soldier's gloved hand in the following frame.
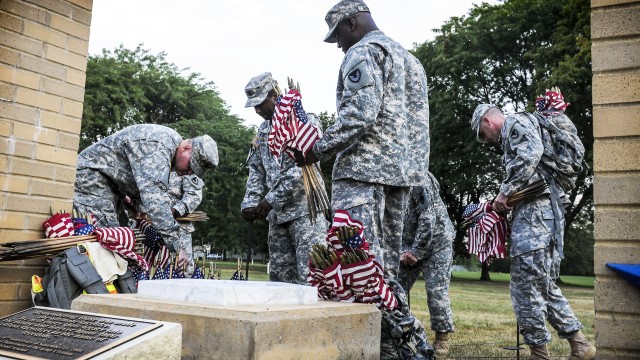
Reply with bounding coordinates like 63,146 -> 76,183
241,207 -> 256,221
255,199 -> 272,219
293,149 -> 319,167
400,251 -> 419,266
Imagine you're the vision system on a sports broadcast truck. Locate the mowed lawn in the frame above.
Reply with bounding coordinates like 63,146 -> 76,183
407,271 -> 595,359
204,261 -> 595,359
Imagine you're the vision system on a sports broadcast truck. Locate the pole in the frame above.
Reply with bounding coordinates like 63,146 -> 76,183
516,323 -> 521,360
245,220 -> 253,280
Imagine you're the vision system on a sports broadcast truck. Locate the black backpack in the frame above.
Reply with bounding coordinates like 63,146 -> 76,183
33,247 -> 137,309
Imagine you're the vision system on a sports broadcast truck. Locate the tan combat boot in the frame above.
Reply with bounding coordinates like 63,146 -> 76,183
566,330 -> 596,360
433,332 -> 449,354
529,344 -> 551,360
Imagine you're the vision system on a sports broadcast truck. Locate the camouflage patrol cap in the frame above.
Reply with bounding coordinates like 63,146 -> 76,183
244,72 -> 276,108
190,135 -> 218,178
323,0 -> 370,43
470,104 -> 498,143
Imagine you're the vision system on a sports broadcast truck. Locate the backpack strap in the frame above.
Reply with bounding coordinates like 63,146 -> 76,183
525,112 -> 559,162
64,247 -> 110,295
117,269 -> 138,294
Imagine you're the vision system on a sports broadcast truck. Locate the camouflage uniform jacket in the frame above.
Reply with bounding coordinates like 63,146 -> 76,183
500,113 -> 554,256
241,114 -> 324,225
76,124 -> 188,250
313,30 -> 430,186
168,171 -> 203,233
402,172 -> 455,260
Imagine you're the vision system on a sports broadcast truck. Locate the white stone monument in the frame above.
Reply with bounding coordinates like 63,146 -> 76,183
137,279 -> 318,306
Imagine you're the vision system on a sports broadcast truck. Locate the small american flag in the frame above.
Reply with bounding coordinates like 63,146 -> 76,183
535,88 -> 568,114
230,270 -> 245,281
268,89 -> 320,161
172,263 -> 187,279
326,210 -> 367,252
191,265 -> 205,279
137,219 -> 164,251
463,202 -> 509,263
94,227 -> 149,271
43,213 -> 75,238
74,224 -> 95,236
131,266 -> 149,284
151,264 -> 170,280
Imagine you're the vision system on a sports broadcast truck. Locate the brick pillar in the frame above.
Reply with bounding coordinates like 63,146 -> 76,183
0,0 -> 92,315
591,1 -> 640,358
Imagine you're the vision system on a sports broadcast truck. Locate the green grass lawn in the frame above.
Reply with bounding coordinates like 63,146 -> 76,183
188,262 -> 595,359
408,272 -> 595,359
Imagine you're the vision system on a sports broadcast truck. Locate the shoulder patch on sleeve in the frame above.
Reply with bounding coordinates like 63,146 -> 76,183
187,175 -> 204,189
508,122 -> 527,143
342,53 -> 374,94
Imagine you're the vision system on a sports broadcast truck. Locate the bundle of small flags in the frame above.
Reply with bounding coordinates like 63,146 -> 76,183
307,210 -> 398,311
267,79 -> 330,223
42,210 -> 75,238
462,202 -> 509,263
71,210 -> 96,236
267,87 -> 320,161
535,86 -> 568,115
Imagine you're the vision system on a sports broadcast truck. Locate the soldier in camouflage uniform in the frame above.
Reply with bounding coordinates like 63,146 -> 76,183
470,104 -> 596,360
166,171 -> 204,276
74,124 -> 218,270
241,72 -> 328,284
397,171 -> 455,355
296,0 -> 430,280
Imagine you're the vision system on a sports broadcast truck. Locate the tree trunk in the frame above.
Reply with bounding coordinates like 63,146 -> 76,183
480,262 -> 492,281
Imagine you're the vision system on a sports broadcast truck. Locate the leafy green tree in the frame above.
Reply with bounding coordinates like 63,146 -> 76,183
81,45 -> 264,259
412,0 -> 593,277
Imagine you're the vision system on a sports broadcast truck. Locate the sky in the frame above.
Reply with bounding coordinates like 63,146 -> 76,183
88,0 -> 496,128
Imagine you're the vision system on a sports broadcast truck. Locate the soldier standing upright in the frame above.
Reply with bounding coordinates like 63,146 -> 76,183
296,0 -> 430,279
73,124 -> 218,269
397,171 -> 455,355
241,72 -> 327,284
470,104 -> 595,360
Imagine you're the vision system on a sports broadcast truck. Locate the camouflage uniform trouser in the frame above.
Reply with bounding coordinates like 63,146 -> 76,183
73,167 -> 121,227
332,179 -> 409,280
510,243 -> 582,346
268,215 -> 327,284
397,241 -> 455,333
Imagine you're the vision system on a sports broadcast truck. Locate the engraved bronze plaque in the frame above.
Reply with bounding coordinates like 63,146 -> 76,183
0,307 -> 162,360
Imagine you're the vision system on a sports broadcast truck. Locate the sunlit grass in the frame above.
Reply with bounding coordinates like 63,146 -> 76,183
406,273 -> 595,359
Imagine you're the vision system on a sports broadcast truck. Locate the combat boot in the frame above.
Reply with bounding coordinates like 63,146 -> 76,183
433,332 -> 449,354
566,330 -> 596,360
528,344 -> 551,360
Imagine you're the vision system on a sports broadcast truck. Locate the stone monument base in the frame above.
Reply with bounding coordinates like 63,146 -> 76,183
93,320 -> 181,360
72,293 -> 381,360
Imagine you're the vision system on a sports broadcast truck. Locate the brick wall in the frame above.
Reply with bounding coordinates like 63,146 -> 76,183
0,0 -> 92,315
591,0 -> 640,358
